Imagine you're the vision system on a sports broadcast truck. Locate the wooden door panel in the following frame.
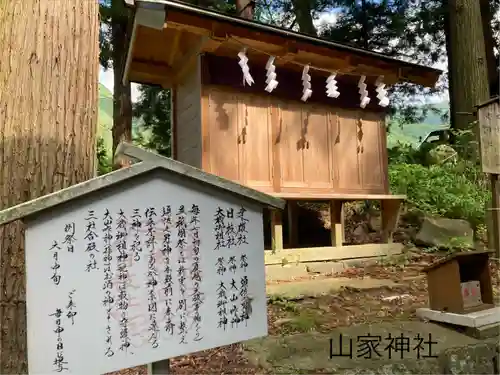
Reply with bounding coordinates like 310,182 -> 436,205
302,105 -> 334,189
239,94 -> 273,192
333,109 -> 362,191
358,112 -> 386,192
206,89 -> 241,183
277,101 -> 307,189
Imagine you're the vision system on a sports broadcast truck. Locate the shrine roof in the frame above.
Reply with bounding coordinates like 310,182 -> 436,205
122,0 -> 442,88
422,250 -> 494,273
0,143 -> 285,226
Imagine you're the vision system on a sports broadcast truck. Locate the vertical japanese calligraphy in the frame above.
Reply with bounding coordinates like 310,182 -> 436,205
84,210 -> 99,272
145,207 -> 159,349
50,241 -> 62,285
217,279 -> 228,330
66,290 -> 77,325
102,209 -> 114,357
50,291 -> 78,373
175,205 -> 188,344
160,206 -> 175,336
213,206 -> 249,250
225,208 -> 237,248
213,207 -> 225,250
215,206 -> 251,331
50,308 -> 67,372
188,204 -> 204,341
30,192 -> 266,375
131,208 -> 142,262
240,254 -> 250,322
115,209 -> 131,352
62,223 -> 76,253
240,274 -> 250,322
236,207 -> 249,246
229,278 -> 240,327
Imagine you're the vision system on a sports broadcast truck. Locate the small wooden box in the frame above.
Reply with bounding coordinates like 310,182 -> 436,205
423,250 -> 494,314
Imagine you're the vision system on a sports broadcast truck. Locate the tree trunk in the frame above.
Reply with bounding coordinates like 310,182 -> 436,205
443,0 -> 457,136
360,0 -> 370,49
291,0 -> 317,36
111,6 -> 133,166
0,0 -> 99,372
447,0 -> 490,137
236,0 -> 255,19
480,0 -> 498,97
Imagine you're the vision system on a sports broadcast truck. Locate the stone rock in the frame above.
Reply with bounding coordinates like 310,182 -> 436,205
274,318 -> 294,327
368,214 -> 381,232
427,144 -> 457,165
401,209 -> 425,226
415,216 -> 474,249
438,341 -> 499,374
353,224 -> 369,242
266,264 -> 308,282
306,261 -> 346,275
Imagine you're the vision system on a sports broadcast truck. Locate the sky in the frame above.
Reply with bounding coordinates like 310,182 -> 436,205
99,10 -> 449,103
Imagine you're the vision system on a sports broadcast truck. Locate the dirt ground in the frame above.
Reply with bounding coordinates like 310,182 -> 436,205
111,252 -> 499,375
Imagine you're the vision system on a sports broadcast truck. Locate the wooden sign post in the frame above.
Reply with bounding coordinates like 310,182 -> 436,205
0,143 -> 285,374
477,96 -> 500,258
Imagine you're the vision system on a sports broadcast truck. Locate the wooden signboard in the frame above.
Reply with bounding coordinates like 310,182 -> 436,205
0,143 -> 285,374
478,98 -> 500,174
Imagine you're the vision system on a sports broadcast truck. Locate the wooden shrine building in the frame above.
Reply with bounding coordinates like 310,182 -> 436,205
121,0 -> 442,264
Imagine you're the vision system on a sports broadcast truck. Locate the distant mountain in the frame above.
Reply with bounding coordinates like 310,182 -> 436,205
387,101 -> 450,148
98,84 -> 113,153
98,84 -> 143,156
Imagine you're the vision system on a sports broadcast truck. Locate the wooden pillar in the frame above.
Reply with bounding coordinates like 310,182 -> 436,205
489,174 -> 500,257
271,209 -> 284,251
380,199 -> 402,243
149,359 -> 170,375
330,200 -> 344,247
287,201 -> 299,248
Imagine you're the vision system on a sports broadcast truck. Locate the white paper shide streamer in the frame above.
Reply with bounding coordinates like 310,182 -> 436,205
265,56 -> 278,93
358,75 -> 370,108
238,48 -> 255,86
326,73 -> 340,98
301,65 -> 312,102
375,76 -> 389,107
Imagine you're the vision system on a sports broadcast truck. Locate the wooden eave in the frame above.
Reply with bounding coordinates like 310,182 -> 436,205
421,250 -> 493,273
123,0 -> 442,88
476,96 -> 500,109
0,143 -> 285,226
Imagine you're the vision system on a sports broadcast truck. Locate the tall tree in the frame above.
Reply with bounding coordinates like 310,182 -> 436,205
0,0 -> 99,372
133,85 -> 173,157
291,0 -> 318,35
480,0 -> 499,97
100,0 -> 133,163
323,0 -> 445,125
237,0 -> 255,18
448,0 -> 490,134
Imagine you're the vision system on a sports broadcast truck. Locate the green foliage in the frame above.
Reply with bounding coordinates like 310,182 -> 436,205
386,101 -> 450,148
424,236 -> 474,254
98,84 -> 113,153
320,0 -> 448,125
96,137 -> 113,176
133,85 -> 172,157
388,144 -> 489,228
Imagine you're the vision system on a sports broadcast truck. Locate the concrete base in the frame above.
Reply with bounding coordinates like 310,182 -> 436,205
465,322 -> 500,339
416,307 -> 500,328
265,257 -> 383,282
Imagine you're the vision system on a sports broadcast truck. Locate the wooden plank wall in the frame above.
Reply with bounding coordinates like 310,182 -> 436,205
202,85 -> 389,195
174,55 -> 203,168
